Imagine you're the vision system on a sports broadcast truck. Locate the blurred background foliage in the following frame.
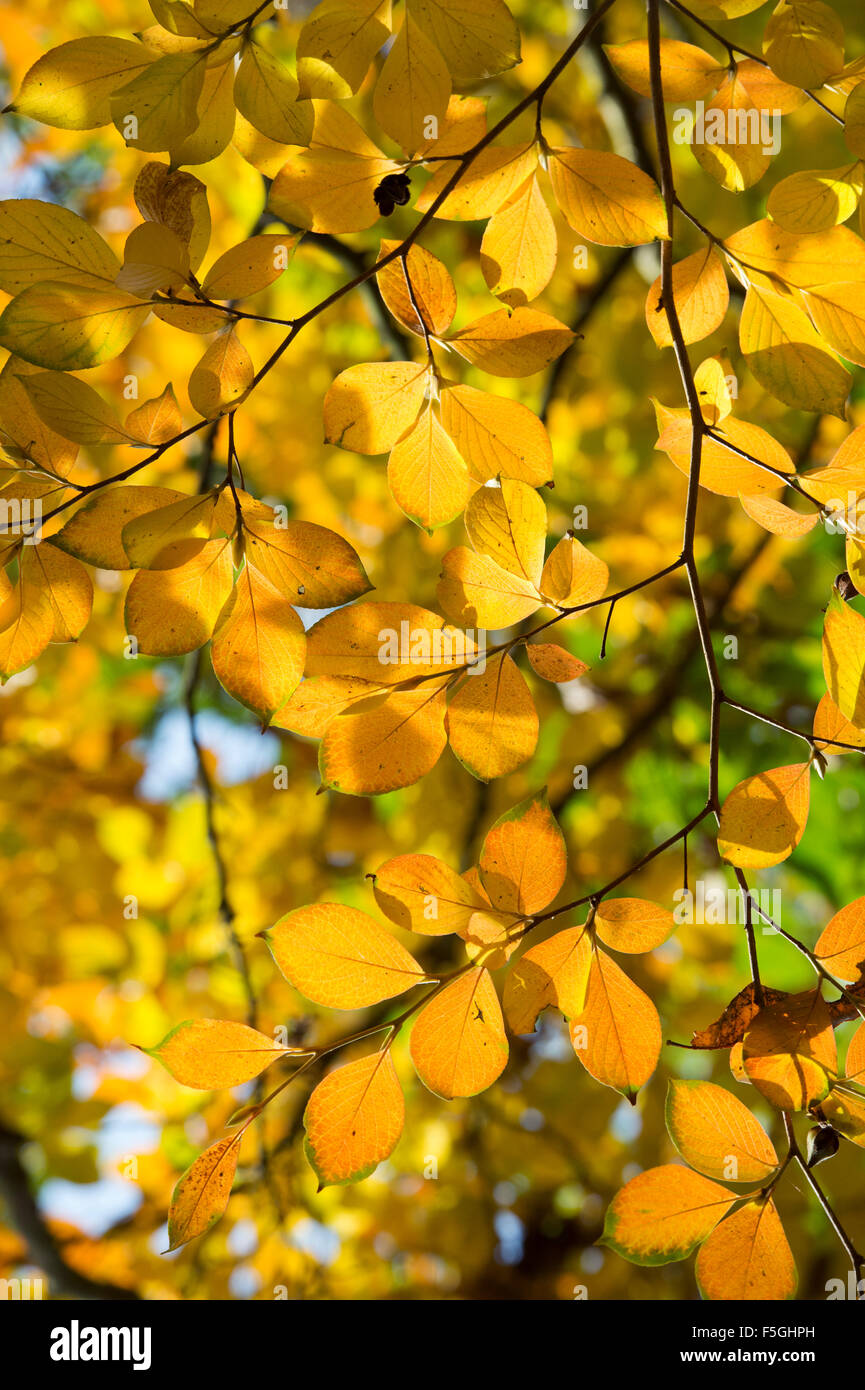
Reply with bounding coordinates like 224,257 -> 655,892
0,0 -> 863,1300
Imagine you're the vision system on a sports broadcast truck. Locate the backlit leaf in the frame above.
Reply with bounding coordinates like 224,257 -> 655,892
601,1165 -> 735,1266
718,763 -> 810,868
304,1050 -> 404,1186
696,1198 -> 797,1300
265,902 -> 426,1008
665,1078 -> 779,1181
410,967 -> 508,1099
148,1018 -> 297,1089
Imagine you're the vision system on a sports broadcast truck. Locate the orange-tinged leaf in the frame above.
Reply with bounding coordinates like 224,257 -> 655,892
601,1165 -> 736,1266
813,691 -> 865,754
447,650 -> 538,782
303,1050 -> 404,1187
323,361 -> 428,454
738,492 -> 819,537
211,565 -> 306,723
478,789 -> 566,915
376,241 -> 456,338
817,1086 -> 865,1145
241,514 -> 371,608
846,1021 -> 865,1082
480,174 -> 557,308
437,545 -> 541,629
665,1079 -> 779,1181
645,246 -> 729,348
743,989 -> 837,1110
540,534 -> 608,608
124,536 -> 234,655
372,853 -> 486,936
570,947 -> 662,1100
0,574 -> 53,680
717,763 -> 810,869
417,144 -> 537,221
387,403 -> 472,530
265,902 -> 425,1008
200,233 -> 299,300
503,926 -> 591,1034
306,601 -> 475,683
439,383 -> 553,486
188,326 -> 253,418
549,148 -> 667,246
594,898 -> 675,954
525,642 -> 588,683
148,1018 -> 298,1089
273,674 -> 387,737
448,307 -> 574,377
815,897 -> 865,982
654,402 -> 794,497
166,1134 -> 240,1251
822,588 -> 865,727
125,383 -> 182,444
319,679 -> 449,794
410,967 -> 508,1099
696,1199 -> 797,1300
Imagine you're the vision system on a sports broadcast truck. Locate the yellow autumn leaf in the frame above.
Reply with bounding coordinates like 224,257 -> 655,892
813,691 -> 865,753
448,306 -> 574,377
110,51 -> 205,151
570,946 -> 662,1100
738,492 -> 819,536
743,990 -> 837,1110
274,674 -> 387,737
264,902 -> 426,1008
503,926 -> 591,1034
601,1165 -> 736,1265
372,14 -> 450,155
386,402 -> 472,530
9,37 -> 154,130
241,514 -> 371,608
373,853 -> 487,936
478,789 -> 566,915
21,543 -> 93,642
211,565 -> 306,724
124,536 -> 234,655
303,1050 -> 404,1187
767,165 -> 863,234
306,600 -> 475,683
121,490 -> 225,568
437,545 -> 541,628
116,222 -> 191,298
125,384 -> 183,445
169,58 -> 237,167
815,896 -> 865,982
439,384 -> 553,486
723,219 -> 865,289
696,1198 -> 797,1300
18,371 -> 134,445
0,200 -> 120,294
188,326 -> 253,418
548,148 -> 667,246
447,651 -> 538,781
525,642 -> 588,683
268,105 -> 398,234
0,356 -> 78,476
645,245 -> 729,348
410,966 -> 508,1098
0,282 -> 151,371
823,588 -> 865,725
323,361 -> 429,454
319,679 -> 450,794
654,402 -> 794,497
665,1079 -> 779,1182
540,534 -> 609,608
464,477 -> 546,586
718,762 -> 810,868
694,354 -> 735,424
0,576 -> 53,681
408,0 -> 519,85
134,161 -> 211,273
604,39 -> 725,101
417,144 -> 538,220
54,486 -> 184,570
846,84 -> 865,158
147,1018 -> 298,1089
297,0 -> 391,99
763,0 -> 845,89
166,1134 -> 241,1251
234,42 -> 313,146
480,174 -> 557,307
594,898 -> 676,954
689,74 -> 774,192
197,233 -> 296,301
803,282 -> 865,368
376,241 -> 456,338
739,283 -> 850,418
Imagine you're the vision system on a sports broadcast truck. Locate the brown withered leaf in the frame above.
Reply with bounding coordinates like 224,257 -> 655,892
690,983 -> 787,1049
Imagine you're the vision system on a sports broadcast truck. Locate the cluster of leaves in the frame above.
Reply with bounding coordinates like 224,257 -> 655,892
3,0 -> 865,1304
